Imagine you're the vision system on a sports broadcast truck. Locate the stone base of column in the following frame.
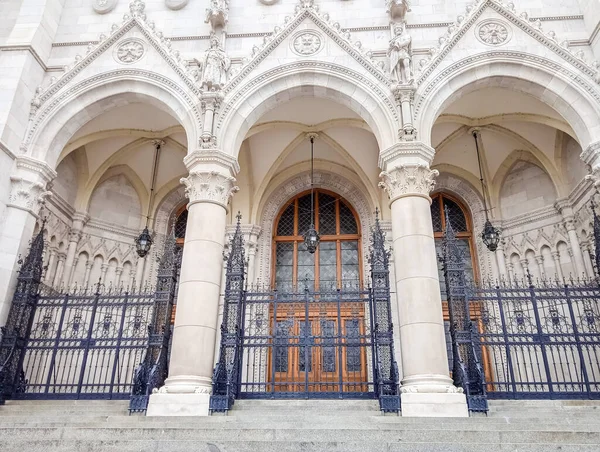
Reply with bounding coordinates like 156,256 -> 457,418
146,392 -> 211,417
401,392 -> 468,417
146,375 -> 212,417
399,374 -> 469,417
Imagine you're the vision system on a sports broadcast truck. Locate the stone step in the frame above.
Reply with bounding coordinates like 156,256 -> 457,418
0,427 -> 598,445
2,440 -> 600,452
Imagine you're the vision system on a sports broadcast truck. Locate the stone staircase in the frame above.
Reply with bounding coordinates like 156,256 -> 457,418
0,398 -> 599,451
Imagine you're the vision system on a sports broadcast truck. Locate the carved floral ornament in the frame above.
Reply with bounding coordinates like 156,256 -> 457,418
180,171 -> 239,207
476,20 -> 511,46
379,165 -> 439,201
114,38 -> 146,64
291,31 -> 323,56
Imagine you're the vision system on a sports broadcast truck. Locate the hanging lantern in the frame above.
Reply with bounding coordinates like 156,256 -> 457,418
472,130 -> 502,252
481,219 -> 500,252
135,226 -> 153,258
304,224 -> 320,254
302,135 -> 320,254
134,140 -> 162,258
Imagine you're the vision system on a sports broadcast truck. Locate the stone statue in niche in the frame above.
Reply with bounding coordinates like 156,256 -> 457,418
388,23 -> 413,85
197,33 -> 231,90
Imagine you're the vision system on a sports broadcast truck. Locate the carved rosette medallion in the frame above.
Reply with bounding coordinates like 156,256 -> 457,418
379,164 -> 439,202
291,31 -> 323,56
114,39 -> 145,64
92,0 -> 117,14
477,20 -> 511,46
180,171 -> 239,208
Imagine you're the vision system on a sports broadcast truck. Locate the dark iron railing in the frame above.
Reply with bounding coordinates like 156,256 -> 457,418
210,211 -> 400,413
0,224 -> 179,406
443,206 -> 600,411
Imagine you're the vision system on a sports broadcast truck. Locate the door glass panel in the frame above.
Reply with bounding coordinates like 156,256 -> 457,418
341,241 -> 359,288
274,322 -> 289,373
321,320 -> 336,373
275,243 -> 294,291
345,319 -> 361,373
299,321 -> 312,373
319,242 -> 337,291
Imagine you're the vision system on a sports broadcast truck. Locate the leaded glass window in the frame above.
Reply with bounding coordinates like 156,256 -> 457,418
273,190 -> 362,291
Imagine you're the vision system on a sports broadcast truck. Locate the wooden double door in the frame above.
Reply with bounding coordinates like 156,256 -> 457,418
269,305 -> 369,394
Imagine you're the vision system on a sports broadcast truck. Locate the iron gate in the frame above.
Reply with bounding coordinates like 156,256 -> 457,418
238,287 -> 375,399
0,225 -> 179,405
210,212 -> 400,412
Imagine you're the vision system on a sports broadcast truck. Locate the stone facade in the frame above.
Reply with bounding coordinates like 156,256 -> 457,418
1,0 -> 600,417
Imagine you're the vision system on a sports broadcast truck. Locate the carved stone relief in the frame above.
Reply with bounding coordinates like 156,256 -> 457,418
477,20 -> 511,46
291,31 -> 323,56
114,39 -> 145,64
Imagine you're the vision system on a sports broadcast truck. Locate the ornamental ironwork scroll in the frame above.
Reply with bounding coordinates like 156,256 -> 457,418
210,213 -> 245,413
129,228 -> 179,413
369,210 -> 401,412
0,225 -> 45,404
442,207 -> 488,413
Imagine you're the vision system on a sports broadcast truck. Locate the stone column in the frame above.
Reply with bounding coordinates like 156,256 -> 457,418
83,260 -> 93,287
581,243 -> 595,279
147,149 -> 238,417
556,202 -> 586,278
0,156 -> 55,323
507,263 -> 515,283
115,267 -> 124,288
495,240 -> 508,281
134,257 -> 145,291
52,253 -> 66,288
244,225 -> 261,287
379,142 -> 467,417
44,248 -> 57,285
535,256 -> 545,279
520,258 -> 529,279
61,213 -> 89,287
100,263 -> 109,284
552,251 -> 564,281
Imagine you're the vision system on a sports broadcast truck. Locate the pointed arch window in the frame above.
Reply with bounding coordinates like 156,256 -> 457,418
273,190 -> 362,291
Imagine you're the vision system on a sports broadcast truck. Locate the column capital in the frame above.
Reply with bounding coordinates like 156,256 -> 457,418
551,251 -> 560,260
535,255 -> 544,265
379,141 -> 435,169
379,164 -> 439,203
180,171 -> 239,209
8,156 -> 57,215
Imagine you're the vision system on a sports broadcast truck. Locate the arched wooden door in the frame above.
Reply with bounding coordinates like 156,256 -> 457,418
270,190 -> 368,393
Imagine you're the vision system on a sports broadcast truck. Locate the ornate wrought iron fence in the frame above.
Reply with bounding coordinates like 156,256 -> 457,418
471,280 -> 600,400
443,210 -> 600,412
210,212 -> 400,413
0,225 -> 179,405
